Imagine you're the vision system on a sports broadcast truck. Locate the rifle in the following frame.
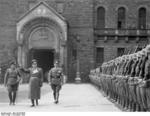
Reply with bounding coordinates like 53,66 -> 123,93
133,45 -> 139,53
123,47 -> 128,55
128,47 -> 133,55
142,44 -> 147,49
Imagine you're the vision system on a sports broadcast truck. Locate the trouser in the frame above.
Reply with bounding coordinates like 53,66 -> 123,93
31,99 -> 38,106
51,84 -> 61,102
145,87 -> 150,111
136,86 -> 144,111
128,84 -> 137,111
140,87 -> 147,110
121,80 -> 127,108
8,91 -> 17,104
124,81 -> 130,109
112,79 -> 117,100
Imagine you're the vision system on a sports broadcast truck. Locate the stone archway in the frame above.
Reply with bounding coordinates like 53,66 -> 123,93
16,2 -> 67,75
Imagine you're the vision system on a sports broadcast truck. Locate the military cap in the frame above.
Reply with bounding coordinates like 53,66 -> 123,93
32,59 -> 37,64
126,55 -> 130,59
136,52 -> 142,59
146,44 -> 150,48
130,54 -> 135,59
123,55 -> 125,58
55,61 -> 59,64
10,61 -> 16,65
133,53 -> 138,59
141,49 -> 147,55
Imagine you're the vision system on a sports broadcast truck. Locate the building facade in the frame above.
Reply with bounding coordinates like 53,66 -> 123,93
0,0 -> 149,82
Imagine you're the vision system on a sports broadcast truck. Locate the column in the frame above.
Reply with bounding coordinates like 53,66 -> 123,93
17,46 -> 22,67
75,35 -> 81,83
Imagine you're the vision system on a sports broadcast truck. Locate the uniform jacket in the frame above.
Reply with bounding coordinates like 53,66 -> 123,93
139,57 -> 147,79
48,67 -> 63,83
4,68 -> 21,85
130,60 -> 138,77
144,59 -> 150,80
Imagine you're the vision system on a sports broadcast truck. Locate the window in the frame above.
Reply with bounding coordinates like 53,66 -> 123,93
138,7 -> 146,29
117,7 -> 126,29
117,48 -> 125,57
97,7 -> 105,28
96,47 -> 104,64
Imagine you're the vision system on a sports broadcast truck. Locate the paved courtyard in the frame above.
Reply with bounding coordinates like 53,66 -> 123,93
0,83 -> 121,112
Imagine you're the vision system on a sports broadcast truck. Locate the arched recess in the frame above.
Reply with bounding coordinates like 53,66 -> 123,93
97,6 -> 105,28
138,7 -> 146,29
16,2 -> 68,75
117,7 -> 126,29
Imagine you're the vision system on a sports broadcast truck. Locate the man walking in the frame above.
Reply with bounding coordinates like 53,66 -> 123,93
4,61 -> 21,105
48,61 -> 63,104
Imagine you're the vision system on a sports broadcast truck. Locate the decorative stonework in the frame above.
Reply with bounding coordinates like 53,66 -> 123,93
16,1 -> 67,75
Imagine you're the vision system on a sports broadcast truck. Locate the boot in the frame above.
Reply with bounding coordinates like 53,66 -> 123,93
12,92 -> 16,105
55,92 -> 59,104
136,104 -> 141,111
140,106 -> 146,111
31,99 -> 35,107
123,99 -> 126,109
36,99 -> 38,106
128,101 -> 132,111
126,99 -> 130,110
53,92 -> 56,102
8,92 -> 12,105
131,102 -> 136,112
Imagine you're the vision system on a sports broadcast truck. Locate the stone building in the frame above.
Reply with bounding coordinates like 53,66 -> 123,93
0,0 -> 149,82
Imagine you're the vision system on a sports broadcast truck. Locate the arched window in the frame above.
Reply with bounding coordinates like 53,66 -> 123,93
117,7 -> 126,29
97,7 -> 105,28
138,7 -> 146,29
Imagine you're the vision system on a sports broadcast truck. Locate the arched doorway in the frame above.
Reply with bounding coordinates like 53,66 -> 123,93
16,2 -> 67,79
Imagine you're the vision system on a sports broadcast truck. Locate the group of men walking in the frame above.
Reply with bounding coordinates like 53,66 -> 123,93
3,60 -> 64,107
89,44 -> 150,112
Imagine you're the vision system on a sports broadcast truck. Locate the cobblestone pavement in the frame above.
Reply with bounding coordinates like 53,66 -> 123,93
0,83 -> 121,112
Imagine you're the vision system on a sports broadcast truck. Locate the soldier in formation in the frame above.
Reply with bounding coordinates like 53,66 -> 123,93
89,45 -> 150,112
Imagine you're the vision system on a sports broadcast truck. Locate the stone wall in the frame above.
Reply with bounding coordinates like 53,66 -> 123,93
0,0 -> 150,82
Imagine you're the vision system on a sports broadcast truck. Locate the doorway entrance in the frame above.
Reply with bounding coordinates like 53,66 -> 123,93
29,49 -> 54,82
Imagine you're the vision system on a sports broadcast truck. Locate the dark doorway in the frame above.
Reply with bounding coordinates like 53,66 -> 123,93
29,49 -> 54,82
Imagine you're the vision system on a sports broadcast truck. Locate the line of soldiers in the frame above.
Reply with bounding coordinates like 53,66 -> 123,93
89,45 -> 150,112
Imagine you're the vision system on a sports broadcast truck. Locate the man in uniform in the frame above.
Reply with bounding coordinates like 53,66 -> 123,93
122,55 -> 131,110
143,45 -> 150,111
129,53 -> 139,111
139,48 -> 148,111
48,61 -> 63,104
4,61 -> 21,105
134,52 -> 144,111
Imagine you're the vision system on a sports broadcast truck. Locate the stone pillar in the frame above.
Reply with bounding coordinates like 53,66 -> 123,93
22,47 -> 26,67
60,46 -> 64,67
75,35 -> 81,83
18,46 -> 22,67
